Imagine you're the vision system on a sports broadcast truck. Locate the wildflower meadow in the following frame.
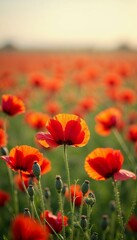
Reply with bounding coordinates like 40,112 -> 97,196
0,51 -> 137,240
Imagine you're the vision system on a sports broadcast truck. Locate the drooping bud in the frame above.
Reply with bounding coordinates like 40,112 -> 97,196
80,215 -> 87,231
44,187 -> 51,199
81,180 -> 90,196
28,184 -> 34,202
90,232 -> 98,240
109,200 -> 116,212
84,191 -> 96,207
55,175 -> 63,193
32,161 -> 41,180
24,208 -> 31,217
62,183 -> 68,195
1,147 -> 9,156
101,215 -> 109,230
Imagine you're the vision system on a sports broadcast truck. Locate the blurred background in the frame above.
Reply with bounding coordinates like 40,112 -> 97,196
0,0 -> 137,51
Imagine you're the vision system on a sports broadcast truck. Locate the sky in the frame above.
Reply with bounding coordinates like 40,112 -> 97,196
0,0 -> 137,49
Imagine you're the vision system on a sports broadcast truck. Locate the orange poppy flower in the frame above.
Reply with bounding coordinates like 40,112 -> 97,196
85,148 -> 136,181
0,128 -> 8,147
1,94 -> 25,116
36,113 -> 90,148
0,190 -> 10,206
11,214 -> 49,240
65,184 -> 83,206
25,111 -> 49,130
1,145 -> 44,176
127,124 -> 137,142
95,108 -> 123,136
40,210 -> 68,234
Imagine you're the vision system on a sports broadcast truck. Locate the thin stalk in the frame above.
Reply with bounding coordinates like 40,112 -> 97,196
113,129 -> 134,168
38,179 -> 45,213
32,201 -> 41,223
7,167 -> 18,215
58,192 -> 66,239
112,180 -> 125,240
125,176 -> 137,226
63,144 -> 72,212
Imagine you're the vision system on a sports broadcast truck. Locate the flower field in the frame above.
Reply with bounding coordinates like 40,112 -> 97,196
0,50 -> 137,240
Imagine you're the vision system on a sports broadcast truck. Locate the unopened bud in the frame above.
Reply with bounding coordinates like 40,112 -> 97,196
85,191 -> 96,207
62,183 -> 68,195
32,161 -> 41,180
24,208 -> 31,217
44,187 -> 51,199
109,200 -> 116,212
28,185 -> 34,202
55,175 -> 63,193
90,232 -> 98,240
101,215 -> 109,230
81,180 -> 90,196
1,147 -> 9,156
80,215 -> 87,231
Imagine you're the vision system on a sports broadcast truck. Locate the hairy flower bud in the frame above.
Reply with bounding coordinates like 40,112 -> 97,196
55,175 -> 63,193
85,191 -> 96,207
81,180 -> 90,196
28,185 -> 34,202
24,208 -> 31,217
80,215 -> 87,231
32,161 -> 41,180
101,215 -> 109,230
109,200 -> 116,212
1,147 -> 9,156
62,183 -> 68,195
44,187 -> 51,199
90,232 -> 98,240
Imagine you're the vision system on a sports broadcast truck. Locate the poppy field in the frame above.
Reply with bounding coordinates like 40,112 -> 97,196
0,50 -> 137,240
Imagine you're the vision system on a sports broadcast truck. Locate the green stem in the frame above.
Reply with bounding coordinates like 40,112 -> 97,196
58,192 -> 66,240
112,180 -> 125,240
32,201 -> 41,223
38,179 -> 45,213
113,129 -> 134,168
125,176 -> 137,226
7,167 -> 18,215
63,144 -> 72,212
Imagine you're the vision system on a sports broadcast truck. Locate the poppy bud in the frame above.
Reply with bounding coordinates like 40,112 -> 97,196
109,200 -> 116,212
90,232 -> 98,240
62,183 -> 68,195
80,215 -> 87,231
32,161 -> 41,180
101,215 -> 109,230
81,180 -> 90,196
55,175 -> 63,193
85,191 -> 96,207
44,187 -> 51,199
24,208 -> 31,217
1,147 -> 9,156
28,185 -> 34,202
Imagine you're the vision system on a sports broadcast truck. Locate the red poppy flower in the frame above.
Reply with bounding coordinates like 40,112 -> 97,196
85,148 -> 136,181
40,210 -> 68,234
1,145 -> 44,175
127,124 -> 137,142
1,94 -> 25,116
45,101 -> 61,116
36,113 -> 90,148
25,111 -> 49,130
65,184 -> 83,206
118,89 -> 136,104
95,108 -> 123,136
127,215 -> 137,232
104,72 -> 122,88
0,190 -> 10,206
0,128 -> 8,147
11,214 -> 49,240
30,74 -> 46,88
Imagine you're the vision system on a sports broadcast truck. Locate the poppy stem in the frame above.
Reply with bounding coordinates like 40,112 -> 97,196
7,167 -> 18,215
125,173 -> 137,226
112,180 -> 125,240
113,129 -> 134,168
58,192 -> 66,240
38,179 -> 45,214
63,144 -> 72,212
63,144 -> 74,239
